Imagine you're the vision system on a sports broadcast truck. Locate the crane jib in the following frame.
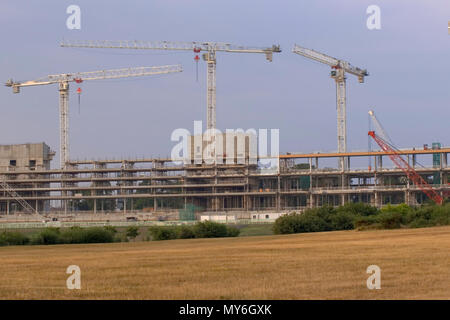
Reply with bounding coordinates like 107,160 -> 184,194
6,64 -> 183,169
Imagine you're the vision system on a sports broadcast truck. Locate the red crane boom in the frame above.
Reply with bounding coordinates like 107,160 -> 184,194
368,131 -> 444,205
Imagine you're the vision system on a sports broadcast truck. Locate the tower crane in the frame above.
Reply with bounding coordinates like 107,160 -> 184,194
60,40 -> 282,131
292,44 -> 368,169
5,65 -> 182,169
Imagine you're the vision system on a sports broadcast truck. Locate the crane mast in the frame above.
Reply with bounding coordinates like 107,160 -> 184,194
336,70 -> 346,164
206,49 -> 216,130
59,81 -> 69,166
292,44 -> 368,170
6,65 -> 182,169
60,40 -> 281,131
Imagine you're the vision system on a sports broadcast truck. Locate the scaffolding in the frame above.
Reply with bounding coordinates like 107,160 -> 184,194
0,148 -> 448,216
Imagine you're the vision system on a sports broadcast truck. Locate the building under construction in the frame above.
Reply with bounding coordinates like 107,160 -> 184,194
2,43 -> 448,219
0,142 -> 448,218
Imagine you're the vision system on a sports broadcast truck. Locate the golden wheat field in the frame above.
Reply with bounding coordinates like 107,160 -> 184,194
0,226 -> 449,300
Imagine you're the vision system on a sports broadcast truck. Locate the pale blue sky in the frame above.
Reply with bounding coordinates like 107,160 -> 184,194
1,1 -> 449,167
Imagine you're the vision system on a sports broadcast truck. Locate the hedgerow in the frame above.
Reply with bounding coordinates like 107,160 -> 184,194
273,202 -> 450,234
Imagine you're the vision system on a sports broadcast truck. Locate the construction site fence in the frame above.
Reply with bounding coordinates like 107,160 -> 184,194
0,219 -> 276,230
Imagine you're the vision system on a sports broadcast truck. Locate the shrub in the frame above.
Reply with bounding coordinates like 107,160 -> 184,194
147,223 -> 239,241
0,231 -> 30,246
405,203 -> 450,228
378,211 -> 404,229
126,226 -> 139,239
59,227 -> 85,244
193,221 -> 228,238
380,203 -> 411,215
430,206 -> 450,226
103,226 -> 118,234
296,213 -> 329,233
272,213 -> 299,234
275,202 -> 448,234
31,228 -> 61,245
273,212 -> 305,234
82,227 -> 115,243
330,211 -> 355,230
273,211 -> 330,235
226,225 -> 240,237
408,218 -> 433,229
149,226 -> 178,241
314,205 -> 336,222
177,225 -> 195,239
353,215 -> 380,229
113,235 -> 123,242
337,202 -> 379,216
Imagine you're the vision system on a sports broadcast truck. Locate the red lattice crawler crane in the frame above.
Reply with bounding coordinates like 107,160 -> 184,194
368,131 -> 444,205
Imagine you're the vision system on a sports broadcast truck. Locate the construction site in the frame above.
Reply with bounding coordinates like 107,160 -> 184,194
1,41 -> 449,221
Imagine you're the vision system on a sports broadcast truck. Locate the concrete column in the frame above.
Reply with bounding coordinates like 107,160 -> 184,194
406,177 -> 410,205
277,175 -> 281,211
309,159 -> 313,209
214,164 -> 218,212
377,156 -> 383,170
370,192 -> 375,207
